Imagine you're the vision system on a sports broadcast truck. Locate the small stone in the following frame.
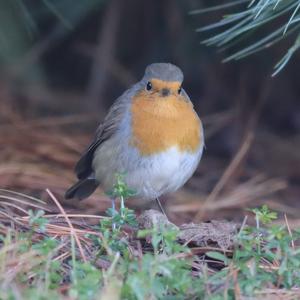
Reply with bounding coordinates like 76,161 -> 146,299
178,220 -> 239,250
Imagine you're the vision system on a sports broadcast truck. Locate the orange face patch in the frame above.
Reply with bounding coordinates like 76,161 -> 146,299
130,80 -> 202,156
150,79 -> 181,95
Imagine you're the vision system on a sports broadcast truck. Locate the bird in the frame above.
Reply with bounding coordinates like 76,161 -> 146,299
65,63 -> 204,214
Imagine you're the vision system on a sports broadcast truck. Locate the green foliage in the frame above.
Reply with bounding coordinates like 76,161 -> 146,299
69,262 -> 102,300
1,188 -> 300,299
28,209 -> 49,232
251,204 -> 278,224
98,173 -> 138,252
206,250 -> 231,265
203,205 -> 300,298
106,173 -> 137,224
0,0 -> 106,86
232,223 -> 300,294
107,173 -> 137,201
121,226 -> 193,299
193,0 -> 300,75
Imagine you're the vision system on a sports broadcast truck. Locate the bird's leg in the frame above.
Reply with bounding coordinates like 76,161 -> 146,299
155,197 -> 167,217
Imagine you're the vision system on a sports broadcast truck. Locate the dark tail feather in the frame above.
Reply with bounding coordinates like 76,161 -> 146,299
65,178 -> 99,200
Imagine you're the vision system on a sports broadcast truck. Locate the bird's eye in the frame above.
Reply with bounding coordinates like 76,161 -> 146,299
146,81 -> 152,91
178,87 -> 182,94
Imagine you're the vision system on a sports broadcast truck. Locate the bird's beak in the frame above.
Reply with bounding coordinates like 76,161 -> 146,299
161,88 -> 170,97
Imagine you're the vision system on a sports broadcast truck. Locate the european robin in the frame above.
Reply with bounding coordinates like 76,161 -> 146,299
65,63 -> 204,213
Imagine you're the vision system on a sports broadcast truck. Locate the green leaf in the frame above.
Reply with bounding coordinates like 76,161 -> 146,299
206,251 -> 230,265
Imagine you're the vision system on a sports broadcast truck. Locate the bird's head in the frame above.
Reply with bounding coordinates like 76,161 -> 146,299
141,63 -> 184,98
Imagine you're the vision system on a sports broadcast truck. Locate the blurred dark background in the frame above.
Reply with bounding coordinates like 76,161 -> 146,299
1,0 -> 299,225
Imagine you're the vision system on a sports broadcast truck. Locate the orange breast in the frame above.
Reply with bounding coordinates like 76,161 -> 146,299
130,91 -> 202,156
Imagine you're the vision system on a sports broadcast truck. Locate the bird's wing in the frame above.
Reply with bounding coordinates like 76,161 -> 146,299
75,91 -> 131,180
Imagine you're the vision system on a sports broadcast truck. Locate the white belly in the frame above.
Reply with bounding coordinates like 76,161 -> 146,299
126,146 -> 202,199
93,137 -> 203,200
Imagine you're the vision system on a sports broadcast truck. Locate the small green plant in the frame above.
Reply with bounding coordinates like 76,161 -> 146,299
28,209 -> 49,232
251,204 -> 278,225
105,173 -> 137,229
